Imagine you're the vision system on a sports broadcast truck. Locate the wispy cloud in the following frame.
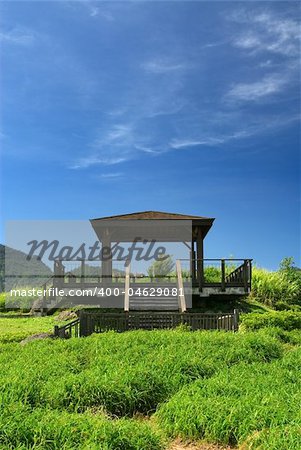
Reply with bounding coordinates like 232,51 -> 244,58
97,172 -> 123,179
141,58 -> 189,74
226,8 -> 300,104
67,6 -> 299,170
71,123 -> 145,168
169,138 -> 224,149
0,27 -> 36,46
65,1 -> 114,21
87,5 -> 114,21
169,114 -> 300,151
70,156 -> 126,170
231,9 -> 300,57
227,75 -> 286,101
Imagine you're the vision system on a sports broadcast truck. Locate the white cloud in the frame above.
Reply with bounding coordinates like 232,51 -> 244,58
0,27 -> 35,46
70,156 -> 126,170
134,144 -> 159,154
69,1 -> 114,21
105,124 -> 132,141
142,58 -> 188,74
169,135 -> 234,149
227,75 -> 286,101
231,10 -> 301,57
98,172 -> 123,179
89,6 -> 99,17
169,114 -> 300,152
234,34 -> 262,50
169,139 -> 208,149
71,123 -> 142,168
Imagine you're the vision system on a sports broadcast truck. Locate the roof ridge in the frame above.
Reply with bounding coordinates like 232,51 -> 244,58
91,210 -> 215,221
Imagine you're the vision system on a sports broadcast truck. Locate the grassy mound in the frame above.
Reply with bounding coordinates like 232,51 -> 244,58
0,323 -> 300,449
156,347 -> 301,446
0,330 -> 283,417
0,405 -> 164,450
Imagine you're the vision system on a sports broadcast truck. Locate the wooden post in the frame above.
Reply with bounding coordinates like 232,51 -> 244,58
176,260 -> 186,313
221,259 -> 225,292
102,230 -> 112,285
243,260 -> 248,293
196,228 -> 203,292
190,240 -> 196,284
81,260 -> 85,285
124,261 -> 130,312
79,310 -> 87,337
233,309 -> 239,331
249,260 -> 252,291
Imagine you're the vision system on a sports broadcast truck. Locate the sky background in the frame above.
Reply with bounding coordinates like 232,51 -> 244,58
0,1 -> 300,270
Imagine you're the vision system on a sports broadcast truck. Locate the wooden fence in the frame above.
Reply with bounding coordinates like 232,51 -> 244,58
54,310 -> 239,338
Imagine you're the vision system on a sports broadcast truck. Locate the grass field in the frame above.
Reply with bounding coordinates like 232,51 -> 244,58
0,316 -> 56,343
0,313 -> 301,449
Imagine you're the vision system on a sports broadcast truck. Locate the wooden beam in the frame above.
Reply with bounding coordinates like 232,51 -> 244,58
196,228 -> 204,291
221,259 -> 225,292
190,239 -> 196,284
124,261 -> 130,311
176,260 -> 186,313
101,229 -> 112,284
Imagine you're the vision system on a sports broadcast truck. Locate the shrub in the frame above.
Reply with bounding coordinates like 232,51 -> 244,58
156,351 -> 301,446
250,267 -> 300,307
240,311 -> 301,331
275,301 -> 301,311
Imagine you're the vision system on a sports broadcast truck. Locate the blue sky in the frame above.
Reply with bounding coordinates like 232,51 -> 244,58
0,1 -> 300,269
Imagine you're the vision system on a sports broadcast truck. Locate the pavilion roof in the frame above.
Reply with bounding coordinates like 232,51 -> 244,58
91,210 -> 215,221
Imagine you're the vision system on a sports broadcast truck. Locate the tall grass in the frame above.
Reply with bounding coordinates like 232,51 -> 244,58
0,330 -> 283,417
0,323 -> 300,449
0,405 -> 164,450
250,267 -> 300,307
156,347 -> 301,446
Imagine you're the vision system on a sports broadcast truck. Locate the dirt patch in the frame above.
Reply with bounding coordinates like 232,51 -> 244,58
20,333 -> 54,345
168,439 -> 235,450
55,310 -> 78,321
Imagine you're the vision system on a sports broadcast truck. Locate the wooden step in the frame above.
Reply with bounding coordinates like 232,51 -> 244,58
129,296 -> 179,311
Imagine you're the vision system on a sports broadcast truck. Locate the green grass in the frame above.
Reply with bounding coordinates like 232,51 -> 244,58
240,311 -> 301,331
250,267 -> 301,308
156,348 -> 301,446
0,405 -> 164,450
0,316 -> 56,343
240,425 -> 301,450
0,316 -> 300,449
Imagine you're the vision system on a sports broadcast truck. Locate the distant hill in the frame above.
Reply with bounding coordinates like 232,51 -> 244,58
70,264 -> 126,278
0,244 -> 53,292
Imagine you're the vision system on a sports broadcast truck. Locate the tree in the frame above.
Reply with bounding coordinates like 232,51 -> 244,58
279,257 -> 301,289
147,255 -> 174,279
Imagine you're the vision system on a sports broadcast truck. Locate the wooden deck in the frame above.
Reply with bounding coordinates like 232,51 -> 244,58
37,259 -> 252,313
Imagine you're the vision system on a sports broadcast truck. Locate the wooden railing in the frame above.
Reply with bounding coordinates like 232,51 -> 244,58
53,310 -> 239,337
54,317 -> 80,338
225,259 -> 252,292
181,258 -> 252,292
124,261 -> 130,312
